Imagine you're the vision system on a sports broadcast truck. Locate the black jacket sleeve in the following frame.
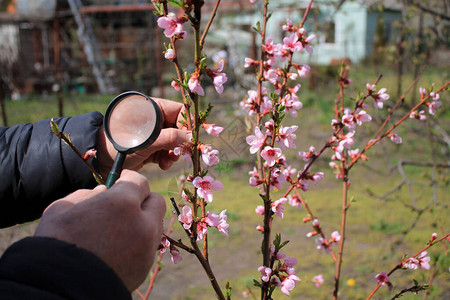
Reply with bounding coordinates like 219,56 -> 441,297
0,112 -> 104,228
0,237 -> 131,300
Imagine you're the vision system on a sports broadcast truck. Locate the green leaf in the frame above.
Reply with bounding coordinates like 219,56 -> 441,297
273,233 -> 281,248
279,240 -> 289,249
259,193 -> 268,202
93,173 -> 103,185
50,119 -> 59,136
168,0 -> 183,8
253,279 -> 262,288
200,103 -> 214,121
183,188 -> 193,200
63,132 -> 72,143
225,281 -> 232,297
199,169 -> 208,177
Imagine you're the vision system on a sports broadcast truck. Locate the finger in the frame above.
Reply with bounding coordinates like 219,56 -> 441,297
152,98 -> 184,127
150,128 -> 191,152
42,185 -> 107,216
109,170 -> 151,205
141,192 -> 166,221
158,157 -> 174,170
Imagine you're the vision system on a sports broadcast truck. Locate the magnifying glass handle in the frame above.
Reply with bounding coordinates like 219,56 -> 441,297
105,151 -> 127,188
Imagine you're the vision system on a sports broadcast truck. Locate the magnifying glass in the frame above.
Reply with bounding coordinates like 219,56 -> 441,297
104,91 -> 163,188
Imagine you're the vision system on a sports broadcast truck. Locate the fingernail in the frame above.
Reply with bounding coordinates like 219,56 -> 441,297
186,131 -> 193,142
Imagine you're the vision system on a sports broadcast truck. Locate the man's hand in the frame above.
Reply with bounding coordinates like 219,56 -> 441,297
35,170 -> 166,291
97,97 -> 190,178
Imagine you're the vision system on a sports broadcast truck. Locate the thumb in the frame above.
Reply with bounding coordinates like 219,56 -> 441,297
150,128 -> 191,152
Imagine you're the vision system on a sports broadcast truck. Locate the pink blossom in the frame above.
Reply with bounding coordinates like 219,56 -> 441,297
389,133 -> 402,144
287,195 -> 302,209
173,143 -> 192,162
204,211 -> 221,227
284,256 -> 298,268
265,119 -> 275,136
303,33 -> 315,54
200,145 -> 220,166
192,176 -> 224,203
178,205 -> 193,230
426,100 -> 442,115
195,222 -> 208,242
410,110 -> 426,121
372,88 -> 390,109
355,109 -> 372,125
157,13 -> 184,38
334,131 -> 355,158
404,257 -> 420,270
262,37 -> 278,55
331,231 -> 341,243
296,64 -> 311,78
258,266 -> 272,282
261,146 -> 282,167
244,57 -> 258,68
429,91 -> 440,101
283,33 -> 303,52
246,127 -> 265,154
171,80 -> 180,91
375,272 -> 393,290
282,18 -> 295,32
307,231 -> 318,238
419,87 -> 427,97
164,48 -> 175,60
281,274 -> 301,296
240,90 -> 258,115
313,274 -> 324,287
430,233 -> 438,242
82,149 -> 97,160
312,219 -> 319,227
311,172 -> 324,184
202,123 -> 224,137
315,237 -> 328,251
282,95 -> 303,117
366,83 -> 376,93
170,246 -> 183,264
342,108 -> 355,130
277,125 -> 298,149
207,59 -> 228,94
283,166 -> 297,181
348,148 -> 368,161
255,205 -> 265,215
188,73 -> 205,96
298,146 -> 316,161
256,225 -> 264,232
417,251 -> 431,270
271,197 -> 287,218
159,236 -> 170,254
264,68 -> 279,84
269,168 -> 286,190
216,210 -> 229,236
260,96 -> 273,115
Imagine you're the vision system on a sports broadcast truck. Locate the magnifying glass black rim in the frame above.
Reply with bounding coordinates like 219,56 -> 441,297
104,91 -> 163,154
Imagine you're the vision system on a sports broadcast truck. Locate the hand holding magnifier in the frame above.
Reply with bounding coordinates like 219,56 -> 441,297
103,91 -> 163,188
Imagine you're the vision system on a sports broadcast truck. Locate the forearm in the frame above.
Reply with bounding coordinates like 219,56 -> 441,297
0,112 -> 104,227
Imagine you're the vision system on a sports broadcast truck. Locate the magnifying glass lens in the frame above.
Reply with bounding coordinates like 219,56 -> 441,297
109,94 -> 157,148
104,91 -> 163,188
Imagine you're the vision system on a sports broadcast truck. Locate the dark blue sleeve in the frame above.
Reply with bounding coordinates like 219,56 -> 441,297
0,237 -> 131,300
0,112 -> 104,228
